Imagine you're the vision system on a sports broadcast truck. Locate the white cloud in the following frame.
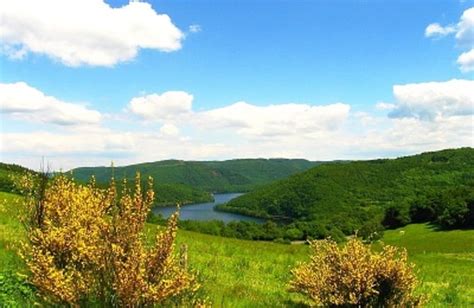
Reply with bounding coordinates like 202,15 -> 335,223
375,102 -> 396,111
159,123 -> 180,136
456,7 -> 474,46
388,79 -> 474,120
0,0 -> 184,67
128,91 -> 193,121
352,115 -> 473,156
196,101 -> 351,138
127,90 -> 351,138
425,23 -> 456,37
457,48 -> 474,72
2,80 -> 473,170
3,110 -> 472,171
188,24 -> 202,33
0,130 -> 229,170
426,7 -> 474,72
0,82 -> 101,125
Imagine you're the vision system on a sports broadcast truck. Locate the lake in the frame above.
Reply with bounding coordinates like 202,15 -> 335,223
153,193 -> 263,223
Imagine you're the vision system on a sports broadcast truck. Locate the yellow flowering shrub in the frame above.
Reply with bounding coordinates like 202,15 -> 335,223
19,172 -> 198,306
289,238 -> 423,307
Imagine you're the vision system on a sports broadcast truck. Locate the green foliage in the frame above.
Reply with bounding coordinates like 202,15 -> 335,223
70,159 -> 319,205
222,148 -> 474,237
0,162 -> 35,194
1,191 -> 474,306
431,187 -> 474,229
383,204 -> 411,229
148,213 -> 356,242
0,271 -> 36,306
152,183 -> 213,206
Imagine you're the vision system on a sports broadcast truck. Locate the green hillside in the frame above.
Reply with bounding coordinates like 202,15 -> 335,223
1,192 -> 472,306
219,148 -> 474,238
0,162 -> 34,194
70,159 -> 319,205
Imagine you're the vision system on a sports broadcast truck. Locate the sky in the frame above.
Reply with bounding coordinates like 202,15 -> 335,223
0,0 -> 473,170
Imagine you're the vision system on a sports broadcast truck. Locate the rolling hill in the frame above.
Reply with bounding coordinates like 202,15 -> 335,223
219,148 -> 474,237
70,159 -> 320,205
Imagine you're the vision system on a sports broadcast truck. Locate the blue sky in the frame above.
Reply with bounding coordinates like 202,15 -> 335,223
0,0 -> 473,169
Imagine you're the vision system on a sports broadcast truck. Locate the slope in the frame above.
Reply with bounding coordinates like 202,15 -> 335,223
219,148 -> 474,236
70,159 -> 319,205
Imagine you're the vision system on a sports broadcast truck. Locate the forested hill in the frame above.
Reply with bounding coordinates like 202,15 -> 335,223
70,159 -> 321,205
218,148 -> 474,236
0,162 -> 35,193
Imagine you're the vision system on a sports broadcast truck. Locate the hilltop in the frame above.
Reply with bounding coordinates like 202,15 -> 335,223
219,148 -> 474,238
70,159 -> 320,206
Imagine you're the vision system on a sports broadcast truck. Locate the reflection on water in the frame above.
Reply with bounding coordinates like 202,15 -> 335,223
153,193 -> 262,223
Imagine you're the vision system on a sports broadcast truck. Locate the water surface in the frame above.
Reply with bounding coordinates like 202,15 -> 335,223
153,193 -> 262,223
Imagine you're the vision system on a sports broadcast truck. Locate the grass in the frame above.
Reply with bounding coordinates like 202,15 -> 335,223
382,224 -> 474,306
1,191 -> 473,306
173,230 -> 309,307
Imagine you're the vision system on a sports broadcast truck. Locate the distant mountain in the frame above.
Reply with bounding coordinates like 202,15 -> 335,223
218,148 -> 474,236
70,159 -> 321,206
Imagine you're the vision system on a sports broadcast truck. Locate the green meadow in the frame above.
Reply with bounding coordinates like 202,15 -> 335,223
1,191 -> 473,306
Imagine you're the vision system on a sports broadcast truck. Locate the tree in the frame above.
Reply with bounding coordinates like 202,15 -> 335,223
382,205 -> 411,229
19,173 -> 199,306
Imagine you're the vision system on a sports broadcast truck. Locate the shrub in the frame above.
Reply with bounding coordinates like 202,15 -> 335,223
289,237 -> 423,307
18,173 -> 199,306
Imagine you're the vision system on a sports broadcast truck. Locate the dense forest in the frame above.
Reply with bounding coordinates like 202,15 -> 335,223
216,148 -> 474,240
70,159 -> 320,205
3,149 -> 472,241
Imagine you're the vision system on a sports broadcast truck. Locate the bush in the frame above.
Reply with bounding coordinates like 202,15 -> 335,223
19,173 -> 200,306
289,237 -> 423,307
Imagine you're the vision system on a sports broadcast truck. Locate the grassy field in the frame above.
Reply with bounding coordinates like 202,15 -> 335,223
382,224 -> 474,306
1,191 -> 473,306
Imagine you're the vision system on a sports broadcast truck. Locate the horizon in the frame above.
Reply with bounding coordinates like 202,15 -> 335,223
1,0 -> 473,170
5,146 -> 472,172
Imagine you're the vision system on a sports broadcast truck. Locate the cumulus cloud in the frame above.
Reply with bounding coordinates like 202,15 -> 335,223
354,115 -> 473,156
196,101 -> 351,138
425,23 -> 456,37
159,123 -> 180,136
0,82 -> 101,125
127,91 -> 351,138
457,48 -> 474,72
388,79 -> 474,120
128,91 -> 193,121
0,130 -> 229,170
2,81 -> 473,170
0,0 -> 184,67
426,7 -> 474,72
456,7 -> 474,47
4,110 -> 472,170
